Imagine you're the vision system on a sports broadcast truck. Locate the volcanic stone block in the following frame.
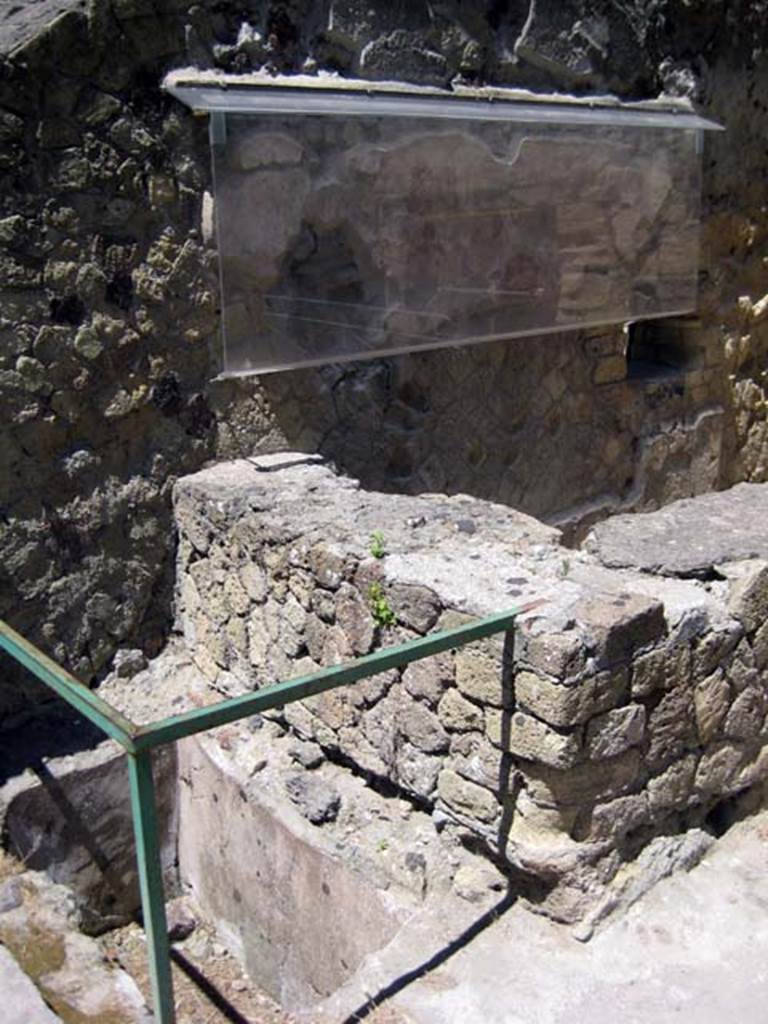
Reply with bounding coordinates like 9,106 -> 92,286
693,669 -> 731,744
495,710 -> 582,769
437,769 -> 499,824
438,688 -> 485,732
515,668 -> 629,728
727,561 -> 768,634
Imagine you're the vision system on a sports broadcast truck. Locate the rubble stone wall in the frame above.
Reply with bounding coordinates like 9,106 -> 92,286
174,457 -> 768,923
1,1 -> 767,701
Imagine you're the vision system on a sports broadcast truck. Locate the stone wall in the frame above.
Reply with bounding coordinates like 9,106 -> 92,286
1,1 -> 767,699
173,457 -> 768,924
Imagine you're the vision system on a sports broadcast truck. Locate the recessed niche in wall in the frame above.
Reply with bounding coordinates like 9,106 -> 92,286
165,74 -> 723,377
626,316 -> 706,380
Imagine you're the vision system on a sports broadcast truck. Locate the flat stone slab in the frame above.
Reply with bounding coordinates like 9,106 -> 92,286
0,0 -> 80,55
1,944 -> 62,1024
586,483 -> 768,576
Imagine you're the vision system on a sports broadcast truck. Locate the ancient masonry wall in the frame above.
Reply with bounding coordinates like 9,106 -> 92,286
174,457 -> 768,923
1,2 -> 768,701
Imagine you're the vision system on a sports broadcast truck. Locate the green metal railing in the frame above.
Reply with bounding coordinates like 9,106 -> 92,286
0,606 -> 525,1022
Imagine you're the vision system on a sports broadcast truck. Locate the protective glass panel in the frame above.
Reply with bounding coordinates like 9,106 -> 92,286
211,108 -> 706,376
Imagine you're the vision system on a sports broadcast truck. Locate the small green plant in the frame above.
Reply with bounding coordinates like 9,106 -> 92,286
559,557 -> 571,578
376,838 -> 389,853
369,581 -> 396,628
369,530 -> 386,559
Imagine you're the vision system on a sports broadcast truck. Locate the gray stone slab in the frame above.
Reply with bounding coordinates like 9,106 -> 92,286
586,483 -> 768,576
0,944 -> 62,1024
0,0 -> 81,55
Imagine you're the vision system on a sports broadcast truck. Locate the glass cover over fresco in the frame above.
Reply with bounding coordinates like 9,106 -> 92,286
181,88 -> 719,376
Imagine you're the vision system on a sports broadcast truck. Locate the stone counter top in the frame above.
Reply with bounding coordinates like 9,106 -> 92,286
172,454 -> 768,929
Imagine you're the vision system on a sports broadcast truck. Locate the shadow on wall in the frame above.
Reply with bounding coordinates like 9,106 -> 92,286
253,326 -> 727,526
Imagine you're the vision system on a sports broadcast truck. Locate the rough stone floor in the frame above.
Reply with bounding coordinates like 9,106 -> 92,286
324,810 -> 768,1024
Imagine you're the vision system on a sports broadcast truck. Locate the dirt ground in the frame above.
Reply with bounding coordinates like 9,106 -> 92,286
2,842 -> 406,1024
99,907 -> 408,1024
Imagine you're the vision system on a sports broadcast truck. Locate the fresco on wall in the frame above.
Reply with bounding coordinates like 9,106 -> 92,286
212,106 -> 705,375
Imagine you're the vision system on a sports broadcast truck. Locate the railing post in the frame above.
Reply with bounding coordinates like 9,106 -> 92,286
127,749 -> 176,1023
